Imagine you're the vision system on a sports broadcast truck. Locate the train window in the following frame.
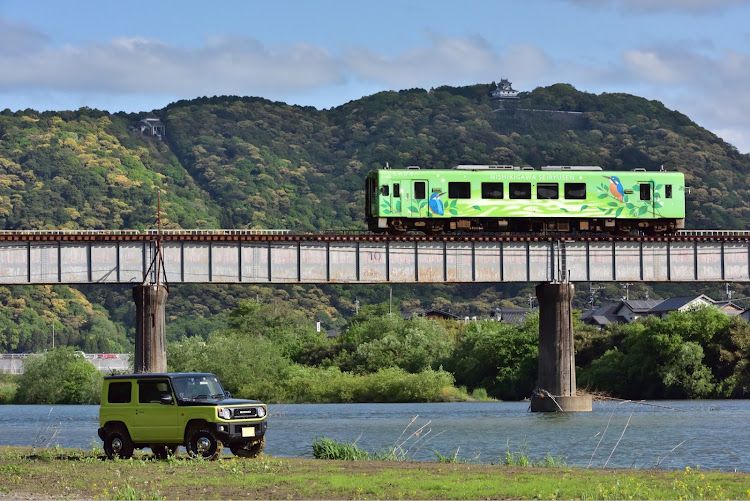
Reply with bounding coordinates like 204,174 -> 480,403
381,185 -> 390,196
394,183 -> 400,197
537,183 -> 559,200
639,183 -> 651,201
414,182 -> 426,200
509,183 -> 531,199
564,183 -> 587,200
665,185 -> 672,198
481,182 -> 503,199
449,182 -> 471,199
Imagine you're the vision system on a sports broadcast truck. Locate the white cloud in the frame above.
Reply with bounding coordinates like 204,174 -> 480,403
0,34 -> 343,97
344,33 -> 500,89
622,50 -> 693,84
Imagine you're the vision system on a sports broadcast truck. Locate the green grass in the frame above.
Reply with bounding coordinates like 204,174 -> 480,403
1,446 -> 750,500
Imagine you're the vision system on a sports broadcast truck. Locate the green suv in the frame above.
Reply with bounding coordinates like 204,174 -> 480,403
98,372 -> 267,460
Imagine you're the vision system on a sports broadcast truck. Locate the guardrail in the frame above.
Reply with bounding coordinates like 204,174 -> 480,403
0,353 -> 130,374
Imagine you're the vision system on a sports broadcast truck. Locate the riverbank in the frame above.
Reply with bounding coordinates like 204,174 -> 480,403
1,446 -> 749,500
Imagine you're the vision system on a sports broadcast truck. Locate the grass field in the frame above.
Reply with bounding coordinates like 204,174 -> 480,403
1,446 -> 749,500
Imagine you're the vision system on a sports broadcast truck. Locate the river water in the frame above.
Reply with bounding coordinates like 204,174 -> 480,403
0,400 -> 747,471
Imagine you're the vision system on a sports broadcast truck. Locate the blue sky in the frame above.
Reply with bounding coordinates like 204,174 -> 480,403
1,0 -> 749,152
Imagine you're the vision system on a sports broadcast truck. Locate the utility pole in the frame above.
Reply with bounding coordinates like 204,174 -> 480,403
588,283 -> 602,309
622,283 -> 632,301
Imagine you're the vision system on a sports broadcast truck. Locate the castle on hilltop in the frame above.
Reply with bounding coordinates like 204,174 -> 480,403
490,78 -> 520,100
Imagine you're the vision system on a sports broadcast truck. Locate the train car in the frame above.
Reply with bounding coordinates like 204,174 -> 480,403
365,165 -> 685,234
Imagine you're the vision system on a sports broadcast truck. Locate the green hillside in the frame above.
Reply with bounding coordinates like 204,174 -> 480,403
1,83 -> 749,352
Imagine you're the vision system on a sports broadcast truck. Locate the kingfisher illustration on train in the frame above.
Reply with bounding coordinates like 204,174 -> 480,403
365,164 -> 686,235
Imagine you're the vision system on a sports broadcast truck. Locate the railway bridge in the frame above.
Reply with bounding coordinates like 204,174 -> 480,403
3,229 -> 750,412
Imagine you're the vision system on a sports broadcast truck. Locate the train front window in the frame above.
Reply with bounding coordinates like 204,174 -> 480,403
381,185 -> 390,196
448,182 -> 471,199
481,182 -> 503,199
414,182 -> 426,200
639,183 -> 651,201
564,183 -> 586,200
509,182 -> 531,199
537,183 -> 559,200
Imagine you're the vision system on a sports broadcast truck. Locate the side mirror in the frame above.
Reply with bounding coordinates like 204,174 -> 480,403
224,391 -> 231,398
160,394 -> 174,405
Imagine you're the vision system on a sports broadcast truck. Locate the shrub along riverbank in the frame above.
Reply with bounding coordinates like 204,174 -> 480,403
1,446 -> 749,500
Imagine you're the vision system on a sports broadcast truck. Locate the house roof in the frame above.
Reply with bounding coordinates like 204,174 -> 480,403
620,299 -> 663,313
581,303 -> 624,326
493,307 -> 534,323
714,301 -> 744,315
140,117 -> 164,127
647,295 -> 713,313
404,309 -> 461,320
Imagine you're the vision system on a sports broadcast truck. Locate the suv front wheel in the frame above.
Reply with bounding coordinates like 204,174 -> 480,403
186,427 -> 223,460
104,425 -> 134,459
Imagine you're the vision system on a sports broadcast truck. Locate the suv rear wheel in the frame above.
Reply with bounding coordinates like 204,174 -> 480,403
104,425 -> 134,459
186,428 -> 223,460
230,435 -> 266,458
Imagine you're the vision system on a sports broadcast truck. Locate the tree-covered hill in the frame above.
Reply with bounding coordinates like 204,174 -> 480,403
0,108 -> 219,230
1,83 -> 749,352
163,83 -> 750,232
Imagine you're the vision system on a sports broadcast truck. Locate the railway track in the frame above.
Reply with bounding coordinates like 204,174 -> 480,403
0,228 -> 747,242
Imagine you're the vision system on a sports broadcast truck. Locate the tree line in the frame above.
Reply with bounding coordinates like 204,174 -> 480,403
4,302 -> 749,404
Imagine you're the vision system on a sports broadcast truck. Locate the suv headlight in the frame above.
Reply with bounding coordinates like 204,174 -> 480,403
257,406 -> 266,418
218,407 -> 232,420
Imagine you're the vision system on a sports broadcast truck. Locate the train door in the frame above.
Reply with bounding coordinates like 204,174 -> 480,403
639,181 -> 655,217
390,180 -> 403,215
365,175 -> 375,218
412,180 -> 428,216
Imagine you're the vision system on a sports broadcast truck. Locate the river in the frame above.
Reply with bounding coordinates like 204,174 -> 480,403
0,400 -> 747,471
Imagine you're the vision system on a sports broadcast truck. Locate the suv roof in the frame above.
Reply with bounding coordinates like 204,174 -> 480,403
104,372 -> 215,380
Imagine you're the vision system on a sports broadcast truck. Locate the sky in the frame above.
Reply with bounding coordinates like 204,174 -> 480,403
1,0 -> 749,152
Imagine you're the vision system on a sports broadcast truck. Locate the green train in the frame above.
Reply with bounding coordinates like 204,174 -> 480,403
365,165 -> 685,234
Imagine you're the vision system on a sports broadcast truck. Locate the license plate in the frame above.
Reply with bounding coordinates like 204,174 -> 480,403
241,427 -> 255,438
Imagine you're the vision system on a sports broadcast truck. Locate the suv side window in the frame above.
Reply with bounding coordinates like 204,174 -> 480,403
138,380 -> 171,403
108,382 -> 131,403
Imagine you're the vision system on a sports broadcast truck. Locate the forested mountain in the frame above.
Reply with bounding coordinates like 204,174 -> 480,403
1,83 -> 749,352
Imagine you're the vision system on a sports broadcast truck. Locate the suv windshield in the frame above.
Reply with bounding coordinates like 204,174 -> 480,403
172,375 -> 225,400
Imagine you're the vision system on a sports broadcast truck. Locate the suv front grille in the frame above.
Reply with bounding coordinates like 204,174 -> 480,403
231,407 -> 259,419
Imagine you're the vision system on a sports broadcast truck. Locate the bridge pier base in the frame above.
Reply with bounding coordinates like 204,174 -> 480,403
530,282 -> 592,412
133,284 -> 168,373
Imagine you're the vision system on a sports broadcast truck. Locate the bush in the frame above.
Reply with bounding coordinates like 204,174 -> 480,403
247,365 -> 456,403
14,348 -> 102,404
0,375 -> 18,403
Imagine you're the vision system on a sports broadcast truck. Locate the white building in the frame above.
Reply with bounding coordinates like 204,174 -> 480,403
490,78 -> 520,100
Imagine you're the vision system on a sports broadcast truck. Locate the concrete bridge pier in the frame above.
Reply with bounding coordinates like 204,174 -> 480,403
530,282 -> 592,412
133,284 -> 168,373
